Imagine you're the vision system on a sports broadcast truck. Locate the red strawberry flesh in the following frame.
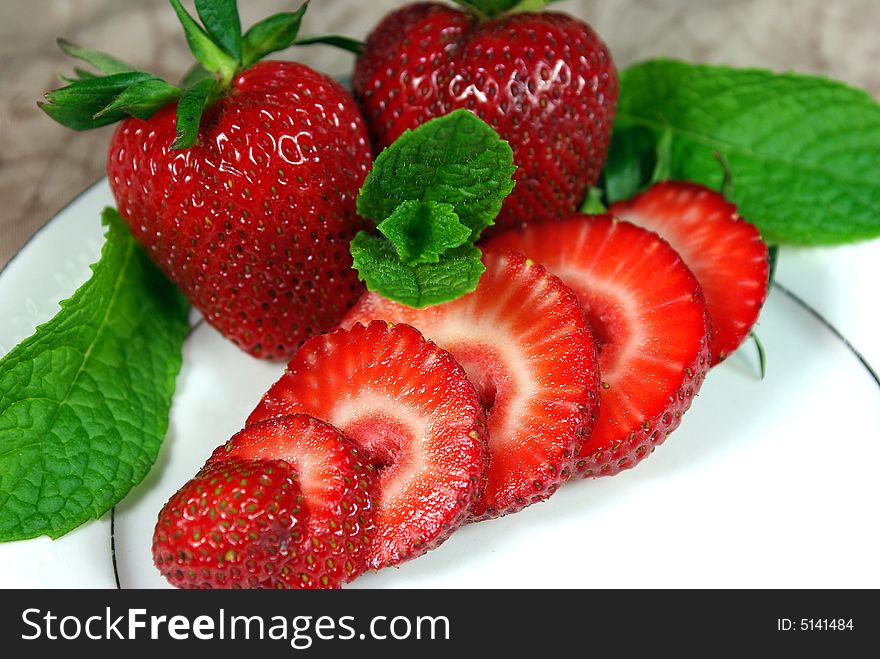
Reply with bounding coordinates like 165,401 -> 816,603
248,321 -> 488,569
211,414 -> 376,589
610,181 -> 770,363
343,249 -> 599,518
488,216 -> 712,477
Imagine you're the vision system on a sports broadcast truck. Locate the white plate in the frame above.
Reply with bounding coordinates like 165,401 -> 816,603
1,179 -> 879,589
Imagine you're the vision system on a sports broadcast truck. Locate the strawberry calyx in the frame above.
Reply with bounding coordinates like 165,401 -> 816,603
452,0 -> 561,20
39,0 -> 363,149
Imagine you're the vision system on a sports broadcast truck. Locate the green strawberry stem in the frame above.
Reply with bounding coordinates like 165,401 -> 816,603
56,38 -> 135,75
169,0 -> 239,88
40,0 -> 365,150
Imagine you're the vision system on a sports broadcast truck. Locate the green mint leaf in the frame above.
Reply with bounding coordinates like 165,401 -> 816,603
714,150 -> 735,199
57,38 -> 136,75
650,127 -> 674,184
40,72 -> 161,131
615,59 -> 880,244
169,0 -> 238,84
357,109 -> 516,241
195,0 -> 242,62
601,125 -> 657,204
579,187 -> 607,214
352,110 -> 514,307
172,77 -> 217,150
0,208 -> 189,542
94,78 -> 181,120
377,201 -> 471,265
241,4 -> 308,69
293,34 -> 364,56
351,233 -> 485,308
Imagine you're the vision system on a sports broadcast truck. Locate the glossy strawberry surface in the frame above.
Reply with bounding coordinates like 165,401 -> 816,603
353,2 -> 617,232
109,61 -> 372,359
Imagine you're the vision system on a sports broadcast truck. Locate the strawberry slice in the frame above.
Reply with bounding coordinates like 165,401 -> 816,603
488,216 -> 711,477
343,250 -> 599,519
248,321 -> 488,569
210,414 -> 376,589
153,458 -> 308,589
609,181 -> 770,363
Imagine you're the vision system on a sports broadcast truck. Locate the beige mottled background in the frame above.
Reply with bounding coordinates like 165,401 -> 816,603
1,0 -> 879,266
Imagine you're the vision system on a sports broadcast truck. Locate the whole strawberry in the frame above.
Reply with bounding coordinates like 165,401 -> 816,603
353,0 -> 617,231
41,1 -> 372,359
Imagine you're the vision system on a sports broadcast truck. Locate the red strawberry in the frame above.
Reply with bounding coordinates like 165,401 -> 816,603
343,249 -> 599,518
353,2 -> 617,231
210,414 -> 376,589
488,216 -> 712,477
109,63 -> 370,359
153,458 -> 307,589
248,321 -> 488,569
610,181 -> 770,363
42,4 -> 372,359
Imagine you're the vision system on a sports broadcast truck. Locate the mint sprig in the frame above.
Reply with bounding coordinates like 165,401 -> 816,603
0,209 -> 189,542
351,236 -> 485,309
358,109 -> 517,240
351,109 -> 516,308
377,201 -> 471,265
604,59 -> 880,244
600,125 -> 657,204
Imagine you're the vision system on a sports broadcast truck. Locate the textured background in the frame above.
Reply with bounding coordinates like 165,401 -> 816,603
2,0 -> 879,266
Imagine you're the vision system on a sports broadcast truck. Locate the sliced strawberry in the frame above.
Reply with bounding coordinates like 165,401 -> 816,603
153,458 -> 307,589
343,250 -> 599,519
210,414 -> 376,589
609,181 -> 770,364
248,321 -> 488,569
488,215 -> 711,477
